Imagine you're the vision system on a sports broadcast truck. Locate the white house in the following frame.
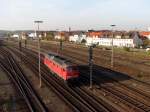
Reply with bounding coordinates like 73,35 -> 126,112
148,35 -> 150,40
139,31 -> 150,40
86,33 -> 143,48
21,35 -> 26,40
148,27 -> 150,31
28,33 -> 37,38
69,35 -> 87,43
55,35 -> 61,39
12,34 -> 19,38
115,35 -> 122,39
86,37 -> 99,45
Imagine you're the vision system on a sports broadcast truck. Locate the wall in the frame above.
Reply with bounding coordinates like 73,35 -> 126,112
69,35 -> 87,42
86,37 -> 134,47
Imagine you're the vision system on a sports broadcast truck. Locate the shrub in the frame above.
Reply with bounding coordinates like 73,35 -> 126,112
123,47 -> 130,52
147,51 -> 150,55
143,39 -> 150,48
81,39 -> 86,43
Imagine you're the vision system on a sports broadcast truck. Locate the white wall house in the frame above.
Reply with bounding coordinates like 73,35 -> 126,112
148,35 -> 150,40
21,35 -> 26,40
28,33 -> 37,38
141,33 -> 150,40
55,35 -> 61,39
12,34 -> 19,38
86,33 -> 143,48
86,37 -> 99,45
69,35 -> 87,43
146,35 -> 150,40
148,27 -> 150,31
115,35 -> 122,39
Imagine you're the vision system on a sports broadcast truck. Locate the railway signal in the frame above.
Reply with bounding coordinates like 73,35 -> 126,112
25,39 -> 27,48
60,39 -> 63,51
88,45 -> 94,89
60,32 -> 64,51
19,40 -> 22,51
34,20 -> 43,88
19,37 -> 22,62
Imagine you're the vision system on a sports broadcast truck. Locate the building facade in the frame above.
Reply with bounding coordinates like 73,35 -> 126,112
139,31 -> 150,40
69,35 -> 87,43
11,34 -> 19,38
86,33 -> 143,48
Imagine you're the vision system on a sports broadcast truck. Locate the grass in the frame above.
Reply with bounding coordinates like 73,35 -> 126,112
43,39 -> 150,58
113,47 -> 150,58
137,72 -> 144,78
123,47 -> 130,52
15,39 -> 150,58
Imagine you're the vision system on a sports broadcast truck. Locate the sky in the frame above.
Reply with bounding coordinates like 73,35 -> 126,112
0,0 -> 150,31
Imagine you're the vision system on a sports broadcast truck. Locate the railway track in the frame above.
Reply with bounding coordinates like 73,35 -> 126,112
0,48 -> 48,112
62,50 -> 150,96
59,49 -> 150,112
6,45 -> 118,112
58,51 -> 150,111
4,45 -> 147,112
61,50 -> 150,94
62,47 -> 150,74
80,71 -> 150,112
37,42 -> 150,87
4,41 -> 150,112
6,39 -> 150,73
30,43 -> 150,111
38,42 -> 150,78
23,46 -> 150,111
33,40 -> 150,68
6,40 -> 150,78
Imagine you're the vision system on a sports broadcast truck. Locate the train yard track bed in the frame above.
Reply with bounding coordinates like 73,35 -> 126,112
0,60 -> 27,112
1,40 -> 150,112
0,46 -> 73,112
0,47 -> 49,112
26,40 -> 150,83
20,63 -> 73,112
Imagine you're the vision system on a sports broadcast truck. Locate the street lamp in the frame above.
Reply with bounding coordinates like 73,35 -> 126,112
110,25 -> 116,68
34,20 -> 43,88
56,29 -> 63,54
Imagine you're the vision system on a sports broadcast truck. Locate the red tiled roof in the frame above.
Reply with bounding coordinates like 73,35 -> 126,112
139,32 -> 150,36
88,32 -> 103,37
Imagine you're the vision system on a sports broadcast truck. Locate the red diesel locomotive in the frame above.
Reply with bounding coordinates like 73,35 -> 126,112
44,53 -> 79,81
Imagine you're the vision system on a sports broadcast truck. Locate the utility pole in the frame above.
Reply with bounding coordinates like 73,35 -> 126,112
60,39 -> 63,51
19,35 -> 22,62
110,25 -> 116,68
25,39 -> 27,48
19,38 -> 22,51
34,21 -> 43,88
89,45 -> 93,89
24,32 -> 27,48
60,32 -> 63,51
